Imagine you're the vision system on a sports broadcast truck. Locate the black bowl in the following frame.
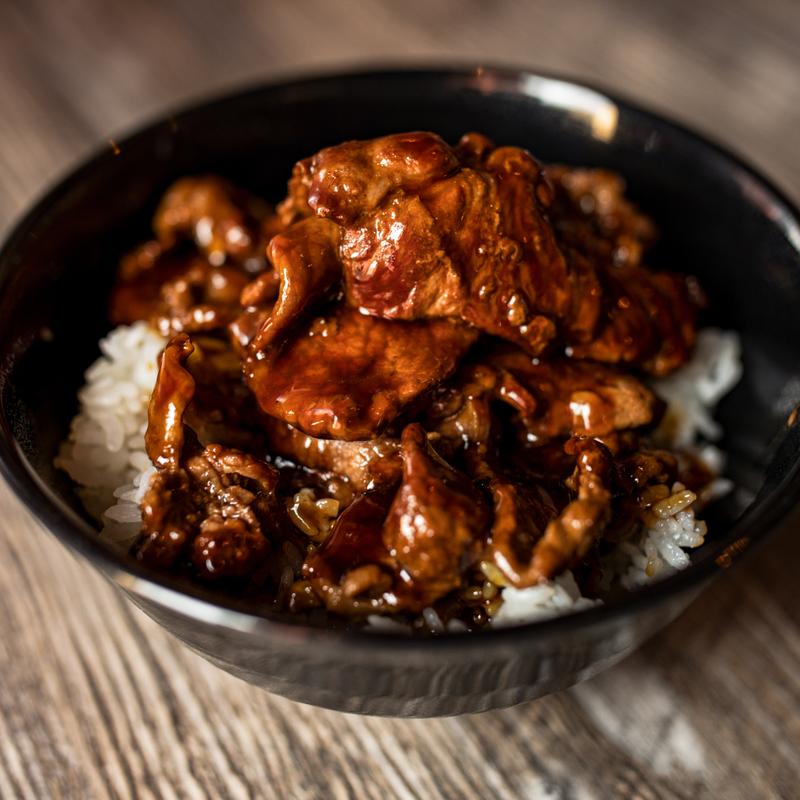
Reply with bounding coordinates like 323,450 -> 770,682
2,67 -> 800,717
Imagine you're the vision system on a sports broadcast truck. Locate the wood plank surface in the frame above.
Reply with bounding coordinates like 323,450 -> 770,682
0,1 -> 798,797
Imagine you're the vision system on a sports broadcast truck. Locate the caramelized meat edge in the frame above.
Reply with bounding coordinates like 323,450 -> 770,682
136,335 -> 288,581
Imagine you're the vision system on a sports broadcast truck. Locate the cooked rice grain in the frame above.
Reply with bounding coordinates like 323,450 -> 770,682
55,322 -> 165,540
492,572 -> 600,627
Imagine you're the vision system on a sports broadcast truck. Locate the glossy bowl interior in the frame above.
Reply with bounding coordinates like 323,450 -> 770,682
1,67 -> 800,716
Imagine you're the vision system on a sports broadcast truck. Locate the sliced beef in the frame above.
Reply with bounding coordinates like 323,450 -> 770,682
138,470 -> 198,567
181,444 -> 278,579
110,247 -> 251,335
423,362 -> 537,458
341,193 -> 463,319
138,441 -> 280,580
283,132 -> 695,369
136,335 -> 283,580
569,266 -> 698,376
547,166 -> 657,268
420,159 -> 564,354
302,491 -> 396,615
263,417 -> 402,492
302,424 -> 489,614
486,477 -> 563,586
181,335 -> 272,451
245,307 -> 478,440
278,131 -> 600,356
111,175 -> 288,336
487,437 -> 613,586
615,449 -> 678,495
382,424 -> 490,606
489,345 -> 659,441
153,175 -> 273,269
145,334 -> 196,469
287,131 -> 460,224
247,217 -> 341,352
463,146 -> 601,347
548,165 -> 699,375
252,131 -> 699,392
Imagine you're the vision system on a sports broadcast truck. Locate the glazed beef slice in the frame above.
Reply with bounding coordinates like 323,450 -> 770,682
246,307 -> 478,439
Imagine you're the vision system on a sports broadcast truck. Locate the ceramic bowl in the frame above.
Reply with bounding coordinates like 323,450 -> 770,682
1,67 -> 799,716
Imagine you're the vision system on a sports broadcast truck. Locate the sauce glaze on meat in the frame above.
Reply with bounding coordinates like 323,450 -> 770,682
110,132 -> 706,629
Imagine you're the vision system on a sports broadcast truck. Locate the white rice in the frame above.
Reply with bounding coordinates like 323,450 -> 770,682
651,328 -> 742,448
365,614 -> 413,635
55,322 -> 165,542
600,484 -> 708,591
57,323 -> 742,629
492,572 -> 600,628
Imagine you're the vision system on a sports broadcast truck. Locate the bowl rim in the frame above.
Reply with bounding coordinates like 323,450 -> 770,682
2,63 -> 800,653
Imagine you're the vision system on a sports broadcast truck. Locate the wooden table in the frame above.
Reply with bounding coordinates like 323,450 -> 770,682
1,2 -> 798,797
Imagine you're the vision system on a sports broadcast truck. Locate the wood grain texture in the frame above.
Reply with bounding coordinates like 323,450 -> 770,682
0,1 -> 798,797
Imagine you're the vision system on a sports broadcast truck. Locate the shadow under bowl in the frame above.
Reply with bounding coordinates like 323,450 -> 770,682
1,67 -> 800,716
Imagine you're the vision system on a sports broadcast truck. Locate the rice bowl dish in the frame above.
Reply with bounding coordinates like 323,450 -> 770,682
54,130 -> 743,633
